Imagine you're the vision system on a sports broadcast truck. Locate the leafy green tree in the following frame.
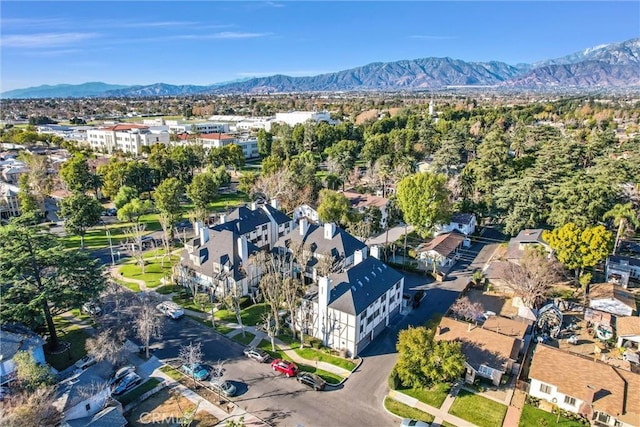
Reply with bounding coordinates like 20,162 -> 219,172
494,175 -> 551,236
125,161 -> 155,197
543,223 -> 613,285
0,224 -> 106,349
113,185 -> 138,209
396,172 -> 452,238
395,326 -> 465,388
59,193 -> 103,249
13,351 -> 54,392
603,202 -> 639,255
97,159 -> 128,199
117,198 -> 154,223
60,154 -> 93,193
187,172 -> 220,211
325,140 -> 359,189
171,145 -> 201,184
472,129 -> 512,194
238,172 -> 258,194
148,144 -> 174,182
257,129 -> 273,157
261,155 -> 282,175
17,174 -> 41,219
154,177 -> 184,226
317,189 -> 350,225
432,132 -> 463,175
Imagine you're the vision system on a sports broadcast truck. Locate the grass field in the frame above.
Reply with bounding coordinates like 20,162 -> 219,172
117,378 -> 162,406
119,255 -> 178,288
44,316 -> 90,371
384,397 -> 435,423
449,390 -> 508,427
231,331 -> 255,346
519,404 -> 587,427
400,383 -> 451,409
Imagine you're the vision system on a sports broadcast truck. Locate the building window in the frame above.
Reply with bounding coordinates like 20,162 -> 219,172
596,413 -> 610,424
85,403 -> 91,411
563,396 -> 576,406
478,365 -> 495,377
539,384 -> 551,394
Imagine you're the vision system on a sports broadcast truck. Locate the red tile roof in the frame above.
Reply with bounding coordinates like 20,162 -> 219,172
197,133 -> 235,140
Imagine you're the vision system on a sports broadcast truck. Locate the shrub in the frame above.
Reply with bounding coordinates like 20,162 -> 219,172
308,337 -> 323,349
388,367 -> 401,390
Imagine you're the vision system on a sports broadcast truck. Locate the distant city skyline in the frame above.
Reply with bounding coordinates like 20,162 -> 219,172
1,1 -> 638,92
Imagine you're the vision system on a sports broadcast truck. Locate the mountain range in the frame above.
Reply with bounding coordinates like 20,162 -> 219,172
2,38 -> 639,98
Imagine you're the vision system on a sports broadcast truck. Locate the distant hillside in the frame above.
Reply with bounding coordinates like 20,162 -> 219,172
0,82 -> 130,99
3,38 -> 639,98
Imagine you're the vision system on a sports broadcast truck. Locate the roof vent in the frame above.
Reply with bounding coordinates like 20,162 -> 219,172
351,286 -> 356,292
371,271 -> 376,277
357,280 -> 363,287
364,276 -> 370,282
378,266 -> 383,273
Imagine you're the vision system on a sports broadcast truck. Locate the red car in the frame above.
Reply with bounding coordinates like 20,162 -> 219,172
271,359 -> 298,377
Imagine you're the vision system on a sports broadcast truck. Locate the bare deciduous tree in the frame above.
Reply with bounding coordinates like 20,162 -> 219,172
126,222 -> 147,274
158,212 -> 173,268
450,296 -> 484,323
504,249 -> 562,309
85,328 -> 126,365
77,380 -> 110,401
1,385 -> 61,427
178,342 -> 204,388
135,297 -> 163,359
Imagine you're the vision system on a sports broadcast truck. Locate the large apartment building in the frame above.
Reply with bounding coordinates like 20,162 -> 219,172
86,124 -> 170,155
196,133 -> 259,159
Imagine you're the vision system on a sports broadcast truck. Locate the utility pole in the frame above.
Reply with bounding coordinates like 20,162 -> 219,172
107,230 -> 115,266
403,223 -> 408,271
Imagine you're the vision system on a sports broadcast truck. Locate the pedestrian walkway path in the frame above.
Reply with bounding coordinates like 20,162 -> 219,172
388,388 -> 476,427
109,264 -> 148,291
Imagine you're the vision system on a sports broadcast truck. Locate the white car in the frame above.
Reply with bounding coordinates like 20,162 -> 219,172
400,419 -> 430,427
82,302 -> 102,316
156,301 -> 184,319
109,365 -> 135,386
74,355 -> 97,370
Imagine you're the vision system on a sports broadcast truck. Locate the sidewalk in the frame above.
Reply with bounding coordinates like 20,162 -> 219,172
388,388 -> 476,427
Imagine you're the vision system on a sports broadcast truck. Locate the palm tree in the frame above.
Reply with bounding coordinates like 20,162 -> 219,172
603,202 -> 639,255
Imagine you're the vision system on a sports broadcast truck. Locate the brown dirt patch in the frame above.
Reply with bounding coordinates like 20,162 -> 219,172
355,109 -> 379,125
466,289 -> 518,317
126,388 -> 219,427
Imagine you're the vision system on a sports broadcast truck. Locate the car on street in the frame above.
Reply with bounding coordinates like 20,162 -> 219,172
111,372 -> 142,396
210,380 -> 237,397
74,355 -> 96,370
109,365 -> 135,386
82,301 -> 102,316
296,372 -> 326,391
243,347 -> 269,363
182,363 -> 209,381
156,301 -> 184,319
271,359 -> 298,377
400,419 -> 430,427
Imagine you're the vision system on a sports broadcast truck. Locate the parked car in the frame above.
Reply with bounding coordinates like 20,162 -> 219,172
210,380 -> 236,397
74,355 -> 96,370
412,290 -> 424,309
176,219 -> 193,232
243,347 -> 269,363
270,359 -> 298,377
296,372 -> 326,391
82,301 -> 102,316
109,365 -> 135,386
182,363 -> 209,381
106,208 -> 118,216
111,372 -> 142,396
400,419 -> 430,427
156,301 -> 184,319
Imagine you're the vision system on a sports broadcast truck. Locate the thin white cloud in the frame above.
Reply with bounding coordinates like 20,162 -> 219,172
265,1 -> 285,7
410,35 -> 456,40
23,49 -> 82,57
173,31 -> 272,40
0,18 -> 68,28
1,32 -> 99,48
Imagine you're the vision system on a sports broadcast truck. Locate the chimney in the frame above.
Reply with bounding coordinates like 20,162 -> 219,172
237,236 -> 248,264
270,198 -> 279,209
250,202 -> 257,211
354,249 -> 366,266
200,225 -> 210,244
299,218 -> 309,236
468,322 -> 472,332
370,245 -> 380,260
219,214 -> 226,224
318,275 -> 331,344
436,326 -> 442,336
324,222 -> 336,240
195,221 -> 202,238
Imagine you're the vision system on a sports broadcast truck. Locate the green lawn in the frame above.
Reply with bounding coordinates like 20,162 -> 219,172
159,365 -> 183,381
172,293 -> 213,313
449,390 -> 508,427
117,378 -> 161,406
257,340 -> 343,384
231,331 -> 255,346
400,383 -> 451,409
185,315 -> 234,334
156,284 -> 179,295
294,347 -> 356,371
384,397 -> 435,423
215,303 -> 270,326
45,317 -> 90,371
115,278 -> 140,292
118,255 -> 177,288
519,404 -> 587,427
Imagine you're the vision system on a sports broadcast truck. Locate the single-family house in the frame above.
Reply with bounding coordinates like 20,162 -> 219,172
434,213 -> 477,236
606,255 -> 640,288
588,282 -> 637,317
616,316 -> 640,350
293,203 -> 321,224
177,222 -> 261,299
62,405 -> 127,427
0,324 -> 46,384
434,317 -> 521,386
54,361 -> 123,424
0,182 -> 21,220
504,228 -> 552,264
341,190 -> 390,230
301,250 -> 404,356
274,220 -> 367,281
529,344 -> 640,426
416,231 -> 466,273
481,316 -> 531,354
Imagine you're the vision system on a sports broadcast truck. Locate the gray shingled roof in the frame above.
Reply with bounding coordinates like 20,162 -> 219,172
609,255 -> 640,268
451,212 -> 475,226
274,223 -> 366,261
227,206 -> 271,235
327,257 -> 403,315
0,324 -> 44,362
64,406 -> 127,427
55,361 -> 113,413
263,204 -> 292,225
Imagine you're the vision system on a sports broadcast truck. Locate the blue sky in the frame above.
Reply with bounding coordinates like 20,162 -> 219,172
1,1 -> 638,91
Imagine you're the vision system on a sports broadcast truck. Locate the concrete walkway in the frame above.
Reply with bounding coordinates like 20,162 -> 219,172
109,264 -> 148,291
388,389 -> 476,427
